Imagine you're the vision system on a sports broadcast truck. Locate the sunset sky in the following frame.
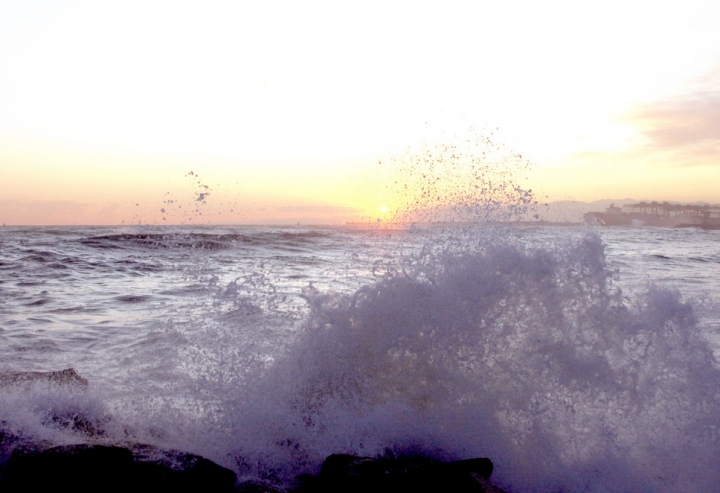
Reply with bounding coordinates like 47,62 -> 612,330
1,1 -> 719,225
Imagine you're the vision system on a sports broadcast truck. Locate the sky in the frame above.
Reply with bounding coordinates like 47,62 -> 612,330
1,0 -> 719,225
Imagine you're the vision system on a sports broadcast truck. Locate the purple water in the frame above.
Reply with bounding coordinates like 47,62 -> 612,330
1,224 -> 720,492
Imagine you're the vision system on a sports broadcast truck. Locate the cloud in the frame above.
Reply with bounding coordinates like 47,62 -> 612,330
629,91 -> 720,148
623,75 -> 720,166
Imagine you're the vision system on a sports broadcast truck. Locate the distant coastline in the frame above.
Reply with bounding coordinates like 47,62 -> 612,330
583,201 -> 720,229
345,199 -> 720,230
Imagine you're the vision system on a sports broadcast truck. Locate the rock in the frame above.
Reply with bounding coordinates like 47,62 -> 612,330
0,443 -> 237,493
235,481 -> 284,492
43,409 -> 108,437
0,368 -> 89,388
294,453 -> 503,493
0,368 -> 106,438
0,426 -> 23,464
0,444 -> 135,492
470,473 -> 508,493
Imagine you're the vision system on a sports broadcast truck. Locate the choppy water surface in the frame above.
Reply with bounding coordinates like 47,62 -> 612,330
1,224 -> 720,492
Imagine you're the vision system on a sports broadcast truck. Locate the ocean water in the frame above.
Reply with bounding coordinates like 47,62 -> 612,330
1,224 -> 720,492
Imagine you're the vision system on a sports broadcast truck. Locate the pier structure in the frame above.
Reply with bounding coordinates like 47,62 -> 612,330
624,201 -> 720,222
584,201 -> 720,229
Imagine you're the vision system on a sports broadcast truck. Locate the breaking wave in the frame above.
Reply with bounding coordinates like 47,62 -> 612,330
211,230 -> 720,492
2,227 -> 719,492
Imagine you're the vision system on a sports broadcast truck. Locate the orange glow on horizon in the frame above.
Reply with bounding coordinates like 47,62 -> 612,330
1,1 -> 720,225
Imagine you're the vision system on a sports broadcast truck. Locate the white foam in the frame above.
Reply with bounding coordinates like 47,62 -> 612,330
217,231 -> 720,491
2,229 -> 719,492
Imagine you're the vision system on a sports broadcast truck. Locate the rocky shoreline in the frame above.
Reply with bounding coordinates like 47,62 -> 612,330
0,369 -> 508,492
0,442 -> 506,493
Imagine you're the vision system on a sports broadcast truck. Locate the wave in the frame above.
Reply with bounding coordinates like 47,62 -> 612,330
79,230 -> 335,252
222,232 -> 720,491
2,231 -> 719,492
80,233 -> 236,251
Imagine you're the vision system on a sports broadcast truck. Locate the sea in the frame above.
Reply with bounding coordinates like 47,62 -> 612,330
1,223 -> 720,492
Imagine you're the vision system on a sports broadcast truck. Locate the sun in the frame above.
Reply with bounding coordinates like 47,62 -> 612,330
379,206 -> 388,213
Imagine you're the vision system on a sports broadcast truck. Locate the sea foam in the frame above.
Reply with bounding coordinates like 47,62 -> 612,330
1,228 -> 719,492
212,230 -> 720,492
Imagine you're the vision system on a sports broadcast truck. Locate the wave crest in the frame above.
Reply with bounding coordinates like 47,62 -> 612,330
234,232 -> 720,492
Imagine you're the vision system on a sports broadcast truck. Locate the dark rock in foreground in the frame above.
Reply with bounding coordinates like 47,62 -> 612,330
0,444 -> 237,493
0,444 -> 507,493
294,453 -> 506,493
0,369 -> 507,492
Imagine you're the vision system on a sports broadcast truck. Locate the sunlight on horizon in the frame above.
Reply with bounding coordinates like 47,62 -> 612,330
1,1 -> 720,225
